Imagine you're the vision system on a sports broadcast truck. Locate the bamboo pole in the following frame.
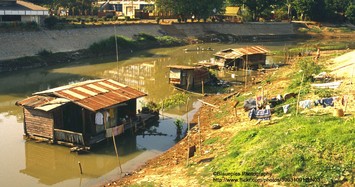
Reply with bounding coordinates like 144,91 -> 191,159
112,130 -> 123,173
198,115 -> 202,156
161,100 -> 164,120
201,80 -> 204,95
186,97 -> 190,167
296,72 -> 305,116
197,99 -> 219,108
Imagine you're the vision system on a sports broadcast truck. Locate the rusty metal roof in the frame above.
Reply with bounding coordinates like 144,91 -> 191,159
214,46 -> 268,59
17,79 -> 146,112
16,95 -> 70,112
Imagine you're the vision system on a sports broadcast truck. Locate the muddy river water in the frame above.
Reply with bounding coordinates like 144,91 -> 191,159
0,40 -> 351,186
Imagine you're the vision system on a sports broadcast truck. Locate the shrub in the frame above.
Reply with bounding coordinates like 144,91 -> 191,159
44,16 -> 59,29
155,17 -> 160,24
157,36 -> 185,46
314,88 -> 335,98
37,49 -> 53,57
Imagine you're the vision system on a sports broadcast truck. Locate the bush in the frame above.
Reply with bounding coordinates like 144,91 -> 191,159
314,88 -> 335,98
157,36 -> 185,46
37,49 -> 53,57
44,16 -> 59,29
155,17 -> 160,24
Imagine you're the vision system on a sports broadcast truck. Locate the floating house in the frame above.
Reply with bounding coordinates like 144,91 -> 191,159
213,46 -> 269,69
16,79 -> 157,150
167,65 -> 210,90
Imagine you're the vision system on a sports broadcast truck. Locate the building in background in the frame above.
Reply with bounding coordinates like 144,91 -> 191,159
0,0 -> 49,24
97,0 -> 154,18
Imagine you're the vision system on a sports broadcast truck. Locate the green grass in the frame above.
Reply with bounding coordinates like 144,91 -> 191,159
203,137 -> 220,145
209,115 -> 354,186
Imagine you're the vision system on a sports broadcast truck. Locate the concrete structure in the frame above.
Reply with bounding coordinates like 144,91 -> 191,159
98,0 -> 154,18
0,0 -> 49,24
0,22 -> 295,61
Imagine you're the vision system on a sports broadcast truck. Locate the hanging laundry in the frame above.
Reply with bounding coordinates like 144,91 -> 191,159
299,100 -> 312,109
249,108 -> 271,120
244,98 -> 256,111
95,112 -> 104,125
314,99 -> 322,106
322,98 -> 334,108
282,104 -> 290,113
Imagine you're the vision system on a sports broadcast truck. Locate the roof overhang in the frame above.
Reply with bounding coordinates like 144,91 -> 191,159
21,79 -> 147,112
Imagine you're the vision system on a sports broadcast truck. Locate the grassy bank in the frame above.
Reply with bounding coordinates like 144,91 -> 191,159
107,48 -> 354,187
88,33 -> 185,56
0,33 -> 185,73
210,115 -> 354,186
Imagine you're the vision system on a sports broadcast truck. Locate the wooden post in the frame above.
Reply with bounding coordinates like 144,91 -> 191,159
201,80 -> 204,95
198,115 -> 202,155
112,130 -> 123,173
81,108 -> 85,146
161,100 -> 164,120
296,72 -> 305,116
186,74 -> 191,90
78,161 -> 83,174
245,55 -> 248,89
186,97 -> 190,167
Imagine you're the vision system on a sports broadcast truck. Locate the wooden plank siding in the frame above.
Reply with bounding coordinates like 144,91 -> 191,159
24,108 -> 54,139
54,129 -> 85,145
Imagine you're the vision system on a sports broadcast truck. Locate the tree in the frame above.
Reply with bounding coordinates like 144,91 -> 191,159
291,0 -> 316,21
155,0 -> 224,22
345,4 -> 355,24
227,0 -> 278,21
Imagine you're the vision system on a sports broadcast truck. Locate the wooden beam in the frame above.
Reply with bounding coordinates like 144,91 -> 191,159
223,92 -> 240,101
197,99 -> 219,108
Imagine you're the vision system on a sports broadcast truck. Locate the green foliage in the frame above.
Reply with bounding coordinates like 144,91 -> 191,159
88,34 -> 184,56
156,36 -> 185,46
209,115 -> 354,186
37,49 -> 53,57
203,137 -> 219,145
161,93 -> 188,109
314,88 -> 335,98
44,16 -> 60,29
173,118 -> 184,135
155,0 -> 224,21
141,101 -> 160,115
345,4 -> 355,24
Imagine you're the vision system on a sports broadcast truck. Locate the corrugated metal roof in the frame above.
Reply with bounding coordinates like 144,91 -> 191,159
214,46 -> 269,59
16,95 -> 70,112
17,79 -> 146,112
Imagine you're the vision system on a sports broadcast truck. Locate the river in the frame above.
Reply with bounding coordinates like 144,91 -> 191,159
0,39 -> 352,187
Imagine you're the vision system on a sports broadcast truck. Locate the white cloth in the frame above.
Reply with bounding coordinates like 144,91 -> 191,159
95,112 -> 104,125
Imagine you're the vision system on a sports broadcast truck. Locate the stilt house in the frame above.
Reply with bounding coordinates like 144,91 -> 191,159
167,65 -> 210,90
16,79 -> 154,150
213,46 -> 269,69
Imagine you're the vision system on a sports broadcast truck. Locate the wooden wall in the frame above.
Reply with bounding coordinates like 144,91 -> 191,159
24,108 -> 54,139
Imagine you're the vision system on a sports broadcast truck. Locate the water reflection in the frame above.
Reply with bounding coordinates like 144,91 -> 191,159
16,113 -> 186,186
